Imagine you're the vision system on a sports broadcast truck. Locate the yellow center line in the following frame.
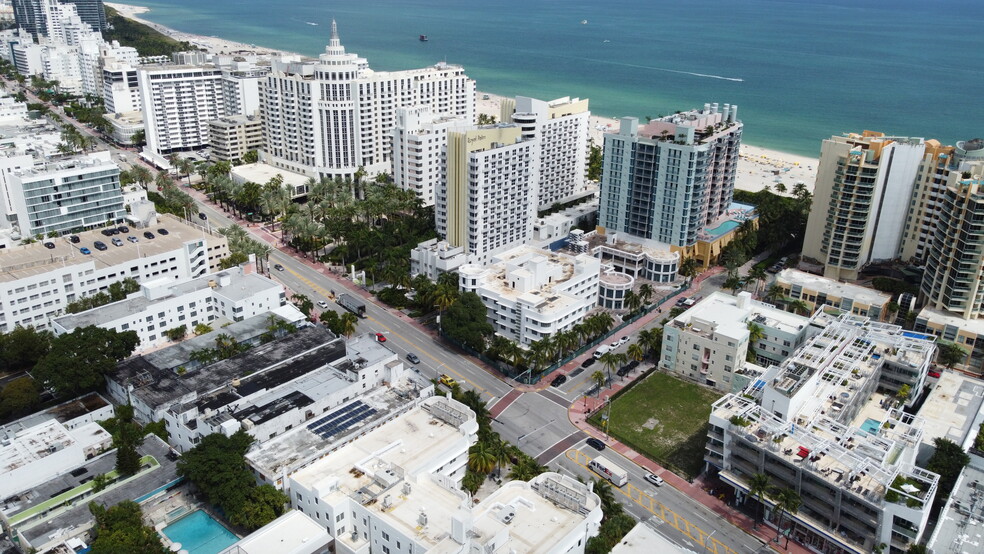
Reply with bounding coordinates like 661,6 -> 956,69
281,266 -> 493,397
565,449 -> 738,554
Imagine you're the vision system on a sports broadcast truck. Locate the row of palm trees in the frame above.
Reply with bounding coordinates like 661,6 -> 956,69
747,473 -> 802,548
590,328 -> 664,391
485,312 -> 617,375
58,124 -> 96,154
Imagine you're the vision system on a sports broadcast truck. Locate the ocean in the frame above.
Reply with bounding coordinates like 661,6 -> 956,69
127,0 -> 984,157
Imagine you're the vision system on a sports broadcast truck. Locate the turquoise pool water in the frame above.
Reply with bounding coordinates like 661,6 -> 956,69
706,219 -> 741,238
162,510 -> 238,554
861,418 -> 881,435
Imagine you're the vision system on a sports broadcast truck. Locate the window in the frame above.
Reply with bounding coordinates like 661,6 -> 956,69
382,531 -> 390,540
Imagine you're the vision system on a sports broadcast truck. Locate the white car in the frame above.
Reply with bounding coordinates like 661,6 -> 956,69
317,300 -> 329,309
645,473 -> 664,486
615,336 -> 630,347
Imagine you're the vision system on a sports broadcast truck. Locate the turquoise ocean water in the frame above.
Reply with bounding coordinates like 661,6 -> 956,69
128,0 -> 984,157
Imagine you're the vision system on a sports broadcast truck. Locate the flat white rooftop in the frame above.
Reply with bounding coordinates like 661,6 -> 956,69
778,268 -> 890,306
220,510 -> 330,554
917,305 -> 984,335
918,371 -> 984,451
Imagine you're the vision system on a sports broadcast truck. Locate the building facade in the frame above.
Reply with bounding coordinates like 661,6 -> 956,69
4,150 -> 124,237
774,268 -> 892,321
501,95 -> 590,210
208,114 -> 265,162
802,132 -> 941,281
435,126 -> 537,267
598,104 -> 742,253
660,291 -> 812,391
288,394 -> 602,554
0,216 -> 229,332
459,246 -> 600,346
51,263 -> 289,351
391,107 -> 470,207
707,313 -> 938,553
260,21 -> 475,181
138,63 -> 227,166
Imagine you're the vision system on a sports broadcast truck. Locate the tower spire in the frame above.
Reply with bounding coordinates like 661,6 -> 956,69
330,19 -> 340,45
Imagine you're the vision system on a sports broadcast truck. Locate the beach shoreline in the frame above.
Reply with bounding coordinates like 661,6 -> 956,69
107,2 -> 819,194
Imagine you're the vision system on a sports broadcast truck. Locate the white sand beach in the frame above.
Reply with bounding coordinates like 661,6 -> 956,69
110,2 -> 820,194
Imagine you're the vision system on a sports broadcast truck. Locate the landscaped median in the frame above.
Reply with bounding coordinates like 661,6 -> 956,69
589,372 -> 721,478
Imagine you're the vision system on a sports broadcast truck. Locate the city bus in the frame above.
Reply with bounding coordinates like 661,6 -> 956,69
588,456 -> 628,487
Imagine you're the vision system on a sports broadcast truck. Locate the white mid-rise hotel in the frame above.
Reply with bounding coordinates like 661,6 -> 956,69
391,107 -> 470,207
260,21 -> 475,181
460,246 -> 601,346
288,394 -> 602,554
501,95 -> 590,209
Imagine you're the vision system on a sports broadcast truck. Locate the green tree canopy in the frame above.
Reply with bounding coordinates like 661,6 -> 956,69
32,326 -> 139,397
927,437 -> 970,498
441,292 -> 494,353
177,430 -> 285,530
0,376 -> 41,418
937,341 -> 968,369
88,500 -> 169,554
0,325 -> 53,372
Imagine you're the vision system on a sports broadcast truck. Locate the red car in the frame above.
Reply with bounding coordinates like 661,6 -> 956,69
374,333 -> 386,342
928,370 -> 941,378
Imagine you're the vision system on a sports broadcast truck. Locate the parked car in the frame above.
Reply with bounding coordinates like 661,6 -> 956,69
118,226 -> 129,233
111,237 -> 123,246
581,357 -> 597,368
69,235 -> 80,243
317,300 -> 329,309
406,353 -> 421,364
127,236 -> 138,243
615,336 -> 630,347
43,241 -> 55,249
101,229 -> 113,236
551,374 -> 568,387
586,438 -> 606,451
158,228 -> 169,235
439,374 -> 457,387
93,241 -> 107,251
928,370 -> 941,378
645,473 -> 665,486
79,247 -> 91,254
374,333 -> 386,342
143,231 -> 155,239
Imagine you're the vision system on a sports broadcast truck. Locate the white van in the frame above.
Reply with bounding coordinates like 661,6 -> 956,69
593,345 -> 612,359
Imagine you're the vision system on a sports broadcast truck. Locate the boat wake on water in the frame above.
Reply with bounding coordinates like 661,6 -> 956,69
581,57 -> 743,82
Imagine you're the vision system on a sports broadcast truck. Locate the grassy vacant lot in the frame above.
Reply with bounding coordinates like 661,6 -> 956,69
590,372 -> 721,478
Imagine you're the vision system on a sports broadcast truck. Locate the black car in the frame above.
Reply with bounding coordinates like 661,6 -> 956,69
274,264 -> 285,271
118,225 -> 130,233
550,374 -> 567,387
586,438 -> 606,451
93,241 -> 108,251
101,229 -> 113,236
43,241 -> 55,249
581,357 -> 596,368
69,235 -> 80,243
143,231 -> 155,239
616,366 -> 630,377
158,228 -> 169,235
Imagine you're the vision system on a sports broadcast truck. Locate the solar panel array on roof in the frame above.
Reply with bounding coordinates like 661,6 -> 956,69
306,401 -> 377,440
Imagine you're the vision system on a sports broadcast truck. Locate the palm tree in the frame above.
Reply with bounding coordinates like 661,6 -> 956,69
623,289 -> 643,314
489,438 -> 511,477
679,257 -> 700,284
747,322 -> 765,360
626,343 -> 644,365
467,442 -> 496,474
591,370 -> 606,394
462,470 -> 484,495
598,351 -> 627,384
747,266 -> 768,296
724,275 -> 745,294
502,340 -> 526,371
638,283 -> 655,306
637,328 -> 664,361
763,284 -> 784,304
433,284 -> 458,316
526,339 -> 554,373
340,312 -> 359,337
771,487 -> 801,548
748,473 -> 771,529
592,479 -> 620,516
787,299 -> 811,316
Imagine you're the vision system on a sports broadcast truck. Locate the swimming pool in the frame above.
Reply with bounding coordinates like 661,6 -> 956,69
860,418 -> 881,435
705,220 -> 741,238
162,510 -> 238,554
